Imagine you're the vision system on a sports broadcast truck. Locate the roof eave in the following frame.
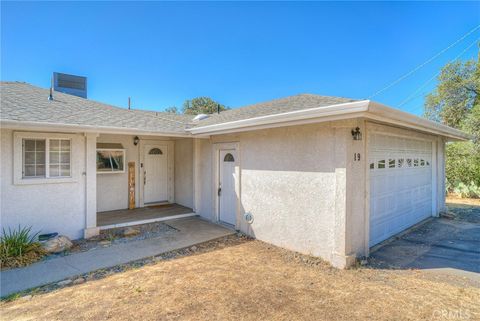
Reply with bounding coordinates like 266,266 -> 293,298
187,100 -> 470,141
367,101 -> 471,141
0,119 -> 194,138
187,100 -> 371,135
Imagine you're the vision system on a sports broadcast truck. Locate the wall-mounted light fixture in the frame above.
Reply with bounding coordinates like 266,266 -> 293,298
351,127 -> 362,141
133,136 -> 140,146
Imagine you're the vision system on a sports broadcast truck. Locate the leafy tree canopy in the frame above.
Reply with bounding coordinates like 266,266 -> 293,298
182,97 -> 228,115
424,51 -> 480,191
164,106 -> 179,114
424,56 -> 479,143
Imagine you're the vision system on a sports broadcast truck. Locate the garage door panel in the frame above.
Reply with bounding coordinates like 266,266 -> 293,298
369,133 -> 433,246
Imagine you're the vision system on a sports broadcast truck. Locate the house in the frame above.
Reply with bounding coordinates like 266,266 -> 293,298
0,81 -> 468,268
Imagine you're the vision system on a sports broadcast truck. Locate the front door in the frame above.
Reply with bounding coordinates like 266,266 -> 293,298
218,149 -> 237,226
144,144 -> 168,204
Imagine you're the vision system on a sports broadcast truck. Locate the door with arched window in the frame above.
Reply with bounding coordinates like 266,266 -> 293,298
144,144 -> 168,204
218,149 -> 237,226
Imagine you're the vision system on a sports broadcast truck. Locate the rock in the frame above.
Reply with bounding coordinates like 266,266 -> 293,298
20,295 -> 32,301
57,279 -> 72,287
73,277 -> 85,285
99,240 -> 111,246
191,246 -> 198,251
41,235 -> 73,253
123,227 -> 140,237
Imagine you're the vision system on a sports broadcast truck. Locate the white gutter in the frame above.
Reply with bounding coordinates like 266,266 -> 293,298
188,100 -> 370,134
0,119 -> 194,138
188,100 -> 470,141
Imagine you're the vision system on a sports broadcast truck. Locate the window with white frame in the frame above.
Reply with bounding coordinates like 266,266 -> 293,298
96,149 -> 125,173
22,138 -> 71,178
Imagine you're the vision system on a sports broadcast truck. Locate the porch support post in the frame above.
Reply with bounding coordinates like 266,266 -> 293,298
84,132 -> 99,238
192,138 -> 200,213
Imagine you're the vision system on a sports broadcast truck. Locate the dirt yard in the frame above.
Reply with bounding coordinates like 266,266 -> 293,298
1,237 -> 478,321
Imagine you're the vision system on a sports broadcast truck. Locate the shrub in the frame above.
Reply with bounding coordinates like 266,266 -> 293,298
0,226 -> 45,269
446,141 -> 480,198
451,181 -> 480,198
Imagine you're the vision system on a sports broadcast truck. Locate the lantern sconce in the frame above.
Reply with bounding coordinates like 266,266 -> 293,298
133,136 -> 140,146
351,127 -> 362,141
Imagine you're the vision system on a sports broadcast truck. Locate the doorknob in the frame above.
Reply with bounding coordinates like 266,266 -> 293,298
218,187 -> 222,197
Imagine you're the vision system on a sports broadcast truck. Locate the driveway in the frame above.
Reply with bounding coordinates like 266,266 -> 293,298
369,202 -> 480,282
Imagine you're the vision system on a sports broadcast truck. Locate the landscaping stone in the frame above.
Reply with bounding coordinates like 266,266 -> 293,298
123,227 -> 140,237
57,279 -> 72,287
41,235 -> 73,254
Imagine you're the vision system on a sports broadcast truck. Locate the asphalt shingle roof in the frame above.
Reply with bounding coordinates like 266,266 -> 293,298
191,94 -> 358,127
0,82 -> 195,134
1,82 -> 359,133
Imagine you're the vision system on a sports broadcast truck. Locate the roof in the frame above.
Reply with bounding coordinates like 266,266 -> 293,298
0,82 -> 195,135
196,94 -> 358,126
0,82 -> 469,141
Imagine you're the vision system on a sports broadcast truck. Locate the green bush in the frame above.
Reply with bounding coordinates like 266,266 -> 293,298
0,226 -> 44,269
451,181 -> 480,198
446,141 -> 480,198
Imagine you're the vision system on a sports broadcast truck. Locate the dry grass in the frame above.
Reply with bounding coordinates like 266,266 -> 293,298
1,238 -> 479,321
446,196 -> 480,206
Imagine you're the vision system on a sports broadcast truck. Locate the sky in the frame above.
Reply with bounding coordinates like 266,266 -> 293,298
1,1 -> 479,115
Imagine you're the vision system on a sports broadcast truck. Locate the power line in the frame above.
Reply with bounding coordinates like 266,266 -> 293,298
399,38 -> 479,110
368,24 -> 480,99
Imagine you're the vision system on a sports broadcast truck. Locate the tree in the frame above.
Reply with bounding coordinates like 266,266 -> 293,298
164,106 -> 179,114
424,51 -> 480,194
424,59 -> 479,130
182,97 -> 228,115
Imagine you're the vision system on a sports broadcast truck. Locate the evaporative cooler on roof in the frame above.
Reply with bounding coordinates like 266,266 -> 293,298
53,72 -> 87,98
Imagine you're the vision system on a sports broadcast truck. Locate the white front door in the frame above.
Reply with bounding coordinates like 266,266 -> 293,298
369,133 -> 433,246
218,149 -> 237,226
144,144 -> 168,204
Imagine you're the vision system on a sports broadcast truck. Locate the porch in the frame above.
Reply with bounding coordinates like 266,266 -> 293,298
97,203 -> 195,229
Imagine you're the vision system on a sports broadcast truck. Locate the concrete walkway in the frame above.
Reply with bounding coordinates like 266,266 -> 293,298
1,217 -> 234,297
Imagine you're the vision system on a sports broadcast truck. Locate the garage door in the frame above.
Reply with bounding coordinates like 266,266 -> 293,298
369,133 -> 433,246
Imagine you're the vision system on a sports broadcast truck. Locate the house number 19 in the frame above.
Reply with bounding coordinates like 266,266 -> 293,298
354,153 -> 361,161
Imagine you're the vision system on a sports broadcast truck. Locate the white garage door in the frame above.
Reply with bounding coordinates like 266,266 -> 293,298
369,133 -> 433,246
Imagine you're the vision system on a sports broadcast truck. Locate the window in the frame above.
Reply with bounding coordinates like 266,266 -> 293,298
398,158 -> 405,168
388,159 -> 396,168
224,153 -> 235,162
97,149 -> 125,173
49,139 -> 71,177
377,159 -> 385,169
413,158 -> 419,167
22,138 -> 71,178
23,139 -> 46,178
148,148 -> 163,155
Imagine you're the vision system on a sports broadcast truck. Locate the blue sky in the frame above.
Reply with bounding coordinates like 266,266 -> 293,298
1,1 -> 479,115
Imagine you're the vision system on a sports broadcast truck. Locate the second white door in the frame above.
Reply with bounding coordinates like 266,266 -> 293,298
219,149 -> 237,226
144,144 -> 168,204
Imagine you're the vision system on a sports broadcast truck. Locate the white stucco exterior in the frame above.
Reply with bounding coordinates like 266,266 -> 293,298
1,129 -> 87,239
0,119 -> 448,267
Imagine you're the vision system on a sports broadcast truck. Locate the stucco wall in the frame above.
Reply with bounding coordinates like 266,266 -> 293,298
97,134 -> 194,212
200,122 -> 349,262
97,134 -> 139,212
174,138 -> 194,208
196,139 -> 214,219
0,129 -> 86,239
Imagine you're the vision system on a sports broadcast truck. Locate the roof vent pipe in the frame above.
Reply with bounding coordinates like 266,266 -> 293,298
128,97 -> 131,110
48,76 -> 54,101
217,103 -> 220,114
